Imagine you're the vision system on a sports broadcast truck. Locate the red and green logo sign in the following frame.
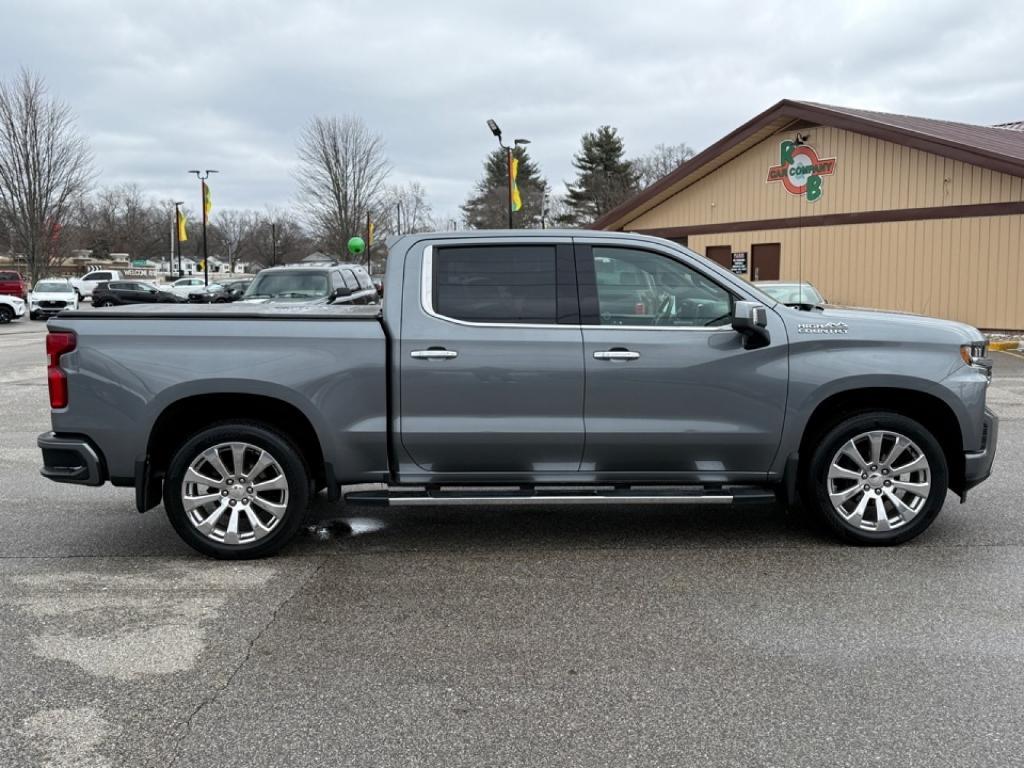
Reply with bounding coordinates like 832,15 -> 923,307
766,140 -> 836,202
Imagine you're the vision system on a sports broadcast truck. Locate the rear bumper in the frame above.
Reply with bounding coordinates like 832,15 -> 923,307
38,432 -> 105,486
963,408 -> 998,492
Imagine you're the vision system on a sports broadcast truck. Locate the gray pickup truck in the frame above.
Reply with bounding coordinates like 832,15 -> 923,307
38,230 -> 997,558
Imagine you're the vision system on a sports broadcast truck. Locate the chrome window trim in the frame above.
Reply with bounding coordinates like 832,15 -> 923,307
421,244 -> 733,332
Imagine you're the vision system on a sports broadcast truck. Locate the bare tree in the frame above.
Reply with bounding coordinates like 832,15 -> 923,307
379,180 -> 433,236
249,211 -> 311,267
0,70 -> 94,281
295,115 -> 391,253
634,142 -> 697,189
211,209 -> 261,271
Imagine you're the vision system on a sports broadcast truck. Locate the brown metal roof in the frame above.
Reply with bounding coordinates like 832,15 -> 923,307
596,99 -> 1024,231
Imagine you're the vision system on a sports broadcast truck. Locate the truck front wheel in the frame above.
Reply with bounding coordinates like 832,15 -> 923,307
163,422 -> 310,559
803,412 -> 948,545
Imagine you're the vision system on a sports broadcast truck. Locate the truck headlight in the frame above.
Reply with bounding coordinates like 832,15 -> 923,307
961,341 -> 992,378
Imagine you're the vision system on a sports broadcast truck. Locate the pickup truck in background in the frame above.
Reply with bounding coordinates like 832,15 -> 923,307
38,230 -> 998,558
0,270 -> 28,300
70,269 -> 125,300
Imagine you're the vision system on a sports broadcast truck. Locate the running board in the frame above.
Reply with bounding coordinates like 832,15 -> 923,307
344,487 -> 777,507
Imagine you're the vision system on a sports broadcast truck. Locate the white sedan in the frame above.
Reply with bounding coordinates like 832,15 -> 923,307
164,277 -> 222,298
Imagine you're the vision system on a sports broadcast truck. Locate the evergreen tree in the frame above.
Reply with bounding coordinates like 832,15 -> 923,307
461,146 -> 547,229
565,125 -> 639,225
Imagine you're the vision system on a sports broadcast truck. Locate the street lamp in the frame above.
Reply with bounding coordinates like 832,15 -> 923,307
486,119 -> 530,228
188,169 -> 218,285
173,201 -> 185,277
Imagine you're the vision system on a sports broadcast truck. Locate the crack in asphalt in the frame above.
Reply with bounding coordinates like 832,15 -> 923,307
162,555 -> 329,768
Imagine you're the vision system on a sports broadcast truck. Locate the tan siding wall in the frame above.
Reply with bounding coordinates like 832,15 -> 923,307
689,214 -> 1024,330
625,126 -> 1024,230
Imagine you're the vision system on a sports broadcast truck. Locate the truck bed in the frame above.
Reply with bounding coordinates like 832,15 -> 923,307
46,303 -> 390,489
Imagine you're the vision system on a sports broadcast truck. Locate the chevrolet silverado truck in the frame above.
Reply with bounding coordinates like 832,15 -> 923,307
38,230 -> 998,558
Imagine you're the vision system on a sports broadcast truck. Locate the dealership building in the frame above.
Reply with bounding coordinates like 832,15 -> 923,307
596,100 -> 1024,330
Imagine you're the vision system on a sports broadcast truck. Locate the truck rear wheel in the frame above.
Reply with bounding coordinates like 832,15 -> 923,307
163,422 -> 310,559
803,412 -> 948,545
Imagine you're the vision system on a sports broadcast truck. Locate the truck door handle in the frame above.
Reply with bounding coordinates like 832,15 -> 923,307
411,348 -> 458,360
593,349 -> 640,361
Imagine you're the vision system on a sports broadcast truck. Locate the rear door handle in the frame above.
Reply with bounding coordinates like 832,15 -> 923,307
411,348 -> 458,360
593,349 -> 640,361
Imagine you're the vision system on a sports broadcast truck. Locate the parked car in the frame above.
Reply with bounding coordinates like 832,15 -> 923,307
0,293 -> 26,323
166,276 -> 221,299
70,270 -> 124,301
221,279 -> 252,301
242,263 -> 378,305
0,270 -> 28,300
92,281 -> 186,307
37,230 -> 996,559
754,281 -> 827,307
29,278 -> 79,319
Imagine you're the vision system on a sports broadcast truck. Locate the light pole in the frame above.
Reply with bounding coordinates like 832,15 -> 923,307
487,119 -> 530,229
270,221 -> 278,267
188,169 -> 218,285
173,201 -> 185,277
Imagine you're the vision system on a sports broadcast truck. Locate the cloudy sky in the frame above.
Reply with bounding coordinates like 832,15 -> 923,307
3,0 -> 1023,221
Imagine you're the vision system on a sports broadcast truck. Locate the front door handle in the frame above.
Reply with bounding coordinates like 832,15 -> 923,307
411,348 -> 458,360
593,349 -> 640,361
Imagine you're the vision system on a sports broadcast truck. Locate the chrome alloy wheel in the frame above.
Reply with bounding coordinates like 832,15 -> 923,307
180,442 -> 289,545
826,430 -> 931,532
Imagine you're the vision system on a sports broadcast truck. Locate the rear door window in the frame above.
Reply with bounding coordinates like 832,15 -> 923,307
88,272 -> 111,281
432,245 -> 561,324
340,270 -> 359,291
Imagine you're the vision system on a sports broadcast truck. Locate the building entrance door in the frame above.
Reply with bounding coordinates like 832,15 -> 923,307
705,245 -> 732,270
751,243 -> 781,280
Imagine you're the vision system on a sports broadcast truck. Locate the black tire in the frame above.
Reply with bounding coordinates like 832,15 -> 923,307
94,299 -> 112,308
163,421 -> 311,559
0,305 -> 13,323
802,411 -> 948,545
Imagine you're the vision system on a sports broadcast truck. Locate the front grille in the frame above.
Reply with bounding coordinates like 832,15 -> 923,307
40,300 -> 67,309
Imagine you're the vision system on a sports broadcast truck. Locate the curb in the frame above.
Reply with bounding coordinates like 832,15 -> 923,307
989,340 -> 1022,352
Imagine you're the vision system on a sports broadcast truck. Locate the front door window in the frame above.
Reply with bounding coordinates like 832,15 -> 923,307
591,247 -> 732,327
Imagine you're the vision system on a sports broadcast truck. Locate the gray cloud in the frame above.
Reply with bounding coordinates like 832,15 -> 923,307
3,0 -> 1022,220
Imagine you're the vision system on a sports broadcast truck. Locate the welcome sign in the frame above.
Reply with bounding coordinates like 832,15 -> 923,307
766,140 -> 836,201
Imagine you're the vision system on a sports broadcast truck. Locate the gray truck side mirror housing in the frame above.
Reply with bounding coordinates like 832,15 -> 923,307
732,301 -> 771,349
331,286 -> 352,302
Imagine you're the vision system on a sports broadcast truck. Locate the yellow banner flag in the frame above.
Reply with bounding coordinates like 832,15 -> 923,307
176,209 -> 188,242
510,156 -> 523,212
203,181 -> 212,217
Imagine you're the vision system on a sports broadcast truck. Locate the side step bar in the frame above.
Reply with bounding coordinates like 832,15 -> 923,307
344,486 -> 777,507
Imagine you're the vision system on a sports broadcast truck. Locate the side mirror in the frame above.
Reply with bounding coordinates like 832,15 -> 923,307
331,285 -> 352,302
732,301 -> 771,349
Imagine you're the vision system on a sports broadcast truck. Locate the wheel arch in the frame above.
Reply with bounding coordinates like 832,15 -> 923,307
796,386 -> 965,496
139,389 -> 330,512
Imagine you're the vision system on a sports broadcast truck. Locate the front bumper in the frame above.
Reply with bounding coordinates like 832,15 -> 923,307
38,432 -> 105,486
963,408 -> 998,493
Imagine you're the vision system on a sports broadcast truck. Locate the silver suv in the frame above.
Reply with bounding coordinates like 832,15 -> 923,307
242,262 -> 378,305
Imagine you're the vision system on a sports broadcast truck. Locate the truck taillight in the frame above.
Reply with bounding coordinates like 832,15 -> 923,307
46,331 -> 76,409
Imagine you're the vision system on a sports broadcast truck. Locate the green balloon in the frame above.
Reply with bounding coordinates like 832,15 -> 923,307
347,236 -> 365,255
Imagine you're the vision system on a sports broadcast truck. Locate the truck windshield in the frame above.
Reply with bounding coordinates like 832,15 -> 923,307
245,272 -> 329,299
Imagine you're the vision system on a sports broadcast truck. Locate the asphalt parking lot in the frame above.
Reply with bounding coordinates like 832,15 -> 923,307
2,315 -> 1023,768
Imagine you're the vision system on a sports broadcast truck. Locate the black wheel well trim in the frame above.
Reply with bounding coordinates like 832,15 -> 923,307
796,387 -> 965,495
142,393 -> 328,508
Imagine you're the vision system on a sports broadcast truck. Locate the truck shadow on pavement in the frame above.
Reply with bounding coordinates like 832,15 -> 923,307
298,497 -> 835,554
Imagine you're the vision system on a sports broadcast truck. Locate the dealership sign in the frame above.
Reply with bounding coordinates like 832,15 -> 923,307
766,140 -> 836,202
